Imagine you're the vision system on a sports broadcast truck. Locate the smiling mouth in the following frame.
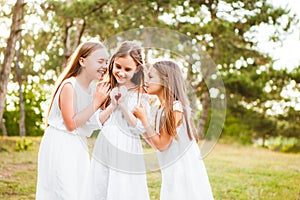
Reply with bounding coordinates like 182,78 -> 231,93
97,69 -> 106,75
116,73 -> 126,80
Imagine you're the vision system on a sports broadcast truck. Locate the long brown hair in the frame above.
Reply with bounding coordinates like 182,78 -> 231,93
103,41 -> 145,108
46,41 -> 105,125
153,61 -> 197,141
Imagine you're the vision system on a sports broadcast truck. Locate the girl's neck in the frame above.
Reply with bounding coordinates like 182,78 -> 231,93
157,91 -> 166,107
75,75 -> 91,90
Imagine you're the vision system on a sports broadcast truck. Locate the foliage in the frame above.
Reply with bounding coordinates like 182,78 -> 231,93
0,0 -> 299,145
2,81 -> 45,136
264,136 -> 300,153
15,137 -> 33,151
221,112 -> 253,144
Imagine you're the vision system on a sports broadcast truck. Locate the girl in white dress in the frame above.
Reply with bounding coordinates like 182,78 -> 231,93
134,61 -> 214,200
36,41 -> 110,200
85,41 -> 150,200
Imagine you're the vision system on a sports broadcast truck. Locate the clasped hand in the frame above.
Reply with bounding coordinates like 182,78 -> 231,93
110,85 -> 128,107
133,103 -> 148,125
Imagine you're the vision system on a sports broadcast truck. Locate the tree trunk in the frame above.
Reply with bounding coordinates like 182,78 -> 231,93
63,19 -> 86,62
63,0 -> 86,62
0,0 -> 24,128
198,91 -> 210,139
15,34 -> 26,137
1,119 -> 7,136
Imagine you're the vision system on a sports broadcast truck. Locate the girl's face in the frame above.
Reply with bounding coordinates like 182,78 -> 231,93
144,66 -> 163,95
112,55 -> 138,85
81,48 -> 109,81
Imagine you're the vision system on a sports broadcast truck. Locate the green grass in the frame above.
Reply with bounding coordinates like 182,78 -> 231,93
0,137 -> 299,200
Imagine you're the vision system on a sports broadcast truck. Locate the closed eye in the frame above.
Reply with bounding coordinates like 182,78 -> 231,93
98,59 -> 105,64
115,64 -> 121,69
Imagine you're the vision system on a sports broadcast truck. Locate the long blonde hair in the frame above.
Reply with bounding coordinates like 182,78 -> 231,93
103,41 -> 145,108
46,41 -> 105,125
153,61 -> 197,141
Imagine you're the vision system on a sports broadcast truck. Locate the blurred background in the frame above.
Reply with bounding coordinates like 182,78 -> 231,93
1,0 -> 299,151
0,0 -> 299,199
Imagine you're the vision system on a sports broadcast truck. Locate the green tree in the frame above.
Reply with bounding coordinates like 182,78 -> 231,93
0,0 -> 24,135
1,0 -> 299,144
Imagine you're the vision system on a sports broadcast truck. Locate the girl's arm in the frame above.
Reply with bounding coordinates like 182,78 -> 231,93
119,103 -> 138,127
134,104 -> 183,151
98,103 -> 117,125
60,82 -> 110,131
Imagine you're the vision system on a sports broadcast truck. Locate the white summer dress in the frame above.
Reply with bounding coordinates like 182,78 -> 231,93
83,91 -> 150,200
36,77 -> 100,200
156,101 -> 214,200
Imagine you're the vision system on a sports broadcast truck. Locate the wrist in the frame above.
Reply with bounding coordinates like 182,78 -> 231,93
92,100 -> 99,112
119,102 -> 126,109
144,124 -> 156,138
109,103 -> 117,111
141,118 -> 150,127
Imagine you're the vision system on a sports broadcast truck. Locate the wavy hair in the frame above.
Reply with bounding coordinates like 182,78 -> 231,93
46,42 -> 105,125
103,41 -> 145,108
153,61 -> 197,141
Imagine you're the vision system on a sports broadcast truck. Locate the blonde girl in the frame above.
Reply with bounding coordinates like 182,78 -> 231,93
134,60 -> 214,200
36,41 -> 110,200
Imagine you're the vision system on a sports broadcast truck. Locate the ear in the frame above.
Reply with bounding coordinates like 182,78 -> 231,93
135,66 -> 140,73
79,57 -> 85,66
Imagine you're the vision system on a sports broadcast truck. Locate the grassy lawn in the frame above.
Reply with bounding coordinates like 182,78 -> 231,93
0,136 -> 299,200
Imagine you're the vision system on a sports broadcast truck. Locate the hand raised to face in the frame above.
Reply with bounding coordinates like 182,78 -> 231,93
93,82 -> 110,110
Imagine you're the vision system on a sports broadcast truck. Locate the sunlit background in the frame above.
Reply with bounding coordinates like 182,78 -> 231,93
0,0 -> 299,148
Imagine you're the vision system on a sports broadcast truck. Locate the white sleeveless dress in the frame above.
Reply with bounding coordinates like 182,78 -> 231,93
36,77 -> 100,200
83,91 -> 150,200
156,101 -> 214,200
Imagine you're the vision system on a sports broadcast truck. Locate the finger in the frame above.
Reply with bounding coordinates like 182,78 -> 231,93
97,81 -> 106,88
105,82 -> 110,88
97,83 -> 105,91
103,83 -> 110,92
96,82 -> 102,87
96,83 -> 102,90
105,89 -> 111,97
105,86 -> 111,94
100,82 -> 109,89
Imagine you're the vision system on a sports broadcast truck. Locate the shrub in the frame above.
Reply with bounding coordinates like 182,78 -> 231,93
15,137 -> 33,151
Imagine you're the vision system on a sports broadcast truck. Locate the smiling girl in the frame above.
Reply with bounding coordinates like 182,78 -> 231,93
36,41 -> 110,200
84,41 -> 150,200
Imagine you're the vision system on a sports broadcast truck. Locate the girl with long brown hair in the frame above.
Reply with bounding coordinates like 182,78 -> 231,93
84,41 -> 150,200
134,60 -> 214,200
36,41 -> 110,199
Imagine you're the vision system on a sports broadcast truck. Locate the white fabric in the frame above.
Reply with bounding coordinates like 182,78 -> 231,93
156,101 -> 214,200
84,91 -> 150,200
173,100 -> 183,112
47,77 -> 100,137
36,77 -> 100,200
